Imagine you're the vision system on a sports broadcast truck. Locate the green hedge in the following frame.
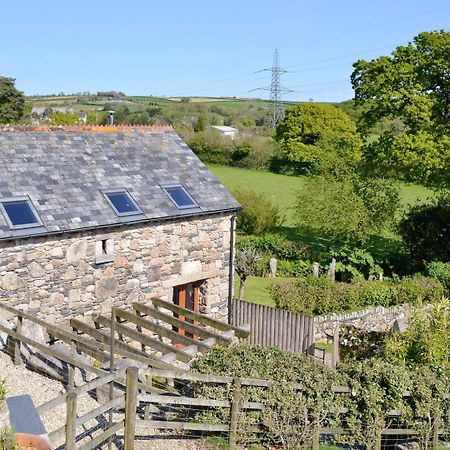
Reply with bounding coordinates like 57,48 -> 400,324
237,233 -> 314,261
190,345 -> 450,448
269,275 -> 444,316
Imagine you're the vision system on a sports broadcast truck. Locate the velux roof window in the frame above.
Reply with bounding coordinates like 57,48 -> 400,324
162,185 -> 198,209
103,189 -> 142,217
0,197 -> 43,229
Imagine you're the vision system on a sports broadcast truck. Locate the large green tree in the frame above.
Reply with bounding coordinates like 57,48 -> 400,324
295,174 -> 400,243
352,30 -> 450,187
0,77 -> 25,124
274,103 -> 361,174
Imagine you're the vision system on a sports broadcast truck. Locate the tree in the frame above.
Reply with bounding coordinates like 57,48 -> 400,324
274,103 -> 361,174
352,30 -> 450,187
0,77 -> 25,124
234,248 -> 261,300
399,192 -> 450,267
233,189 -> 284,236
194,115 -> 205,132
295,174 -> 400,243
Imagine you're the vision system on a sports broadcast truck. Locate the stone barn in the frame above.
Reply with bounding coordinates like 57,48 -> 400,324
0,126 -> 240,324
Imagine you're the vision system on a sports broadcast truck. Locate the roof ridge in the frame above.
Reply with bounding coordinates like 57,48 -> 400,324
0,124 -> 174,133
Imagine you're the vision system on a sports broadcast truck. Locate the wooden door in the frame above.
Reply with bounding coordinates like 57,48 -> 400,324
173,282 -> 200,338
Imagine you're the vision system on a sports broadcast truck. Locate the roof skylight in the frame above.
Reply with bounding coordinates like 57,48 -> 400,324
0,198 -> 42,229
103,190 -> 142,216
162,185 -> 198,209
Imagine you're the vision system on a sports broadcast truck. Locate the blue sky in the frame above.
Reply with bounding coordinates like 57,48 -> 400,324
1,0 -> 448,102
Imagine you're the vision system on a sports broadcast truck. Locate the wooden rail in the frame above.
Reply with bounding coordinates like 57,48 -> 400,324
150,298 -> 250,338
133,302 -> 233,345
37,367 -> 137,450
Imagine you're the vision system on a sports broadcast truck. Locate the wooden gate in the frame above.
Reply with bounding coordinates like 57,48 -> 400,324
230,298 -> 315,354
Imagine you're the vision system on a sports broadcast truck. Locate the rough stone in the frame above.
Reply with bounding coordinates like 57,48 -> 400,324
2,272 -> 22,291
0,213 -> 233,323
147,266 -> 161,283
114,255 -> 128,268
132,259 -> 144,275
95,277 -> 119,299
28,262 -> 45,278
66,240 -> 87,264
181,260 -> 202,276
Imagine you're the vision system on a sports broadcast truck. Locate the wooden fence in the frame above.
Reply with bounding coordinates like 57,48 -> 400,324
230,298 -> 315,354
36,367 -> 138,450
135,367 -> 448,450
1,308 -> 448,449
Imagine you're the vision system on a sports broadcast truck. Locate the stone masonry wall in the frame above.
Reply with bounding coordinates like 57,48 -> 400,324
0,213 -> 234,324
314,305 -> 410,341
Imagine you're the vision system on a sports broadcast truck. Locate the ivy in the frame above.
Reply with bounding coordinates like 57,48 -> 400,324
190,345 -> 450,448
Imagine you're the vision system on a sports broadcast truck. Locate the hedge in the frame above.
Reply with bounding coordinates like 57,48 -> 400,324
269,275 -> 444,316
190,345 -> 450,449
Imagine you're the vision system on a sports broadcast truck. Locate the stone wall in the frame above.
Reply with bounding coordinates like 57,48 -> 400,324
314,305 -> 410,341
0,213 -> 234,324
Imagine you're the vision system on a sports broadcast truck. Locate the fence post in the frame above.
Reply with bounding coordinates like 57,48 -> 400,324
331,322 -> 340,369
13,315 -> 23,365
65,391 -> 77,450
124,366 -> 139,450
108,307 -> 117,450
229,378 -> 242,450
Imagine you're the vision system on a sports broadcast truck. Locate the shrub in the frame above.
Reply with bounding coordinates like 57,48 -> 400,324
383,299 -> 450,368
190,345 -> 341,447
426,261 -> 450,294
331,246 -> 382,281
191,345 -> 450,448
276,259 -> 311,277
269,276 -> 444,316
399,192 -> 450,268
0,426 -> 16,450
396,275 -> 444,305
233,190 -> 283,236
237,233 -> 315,261
339,326 -> 386,361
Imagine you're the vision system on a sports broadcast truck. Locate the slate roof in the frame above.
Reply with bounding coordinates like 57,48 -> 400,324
0,127 -> 240,240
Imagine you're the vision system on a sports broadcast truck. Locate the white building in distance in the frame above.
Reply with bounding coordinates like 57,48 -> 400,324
211,126 -> 239,139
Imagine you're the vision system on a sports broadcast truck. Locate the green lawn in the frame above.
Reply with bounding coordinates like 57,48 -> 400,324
234,275 -> 277,307
209,164 -> 433,227
209,165 -> 307,226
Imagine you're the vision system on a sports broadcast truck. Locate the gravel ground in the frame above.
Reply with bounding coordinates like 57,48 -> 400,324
0,350 -> 214,449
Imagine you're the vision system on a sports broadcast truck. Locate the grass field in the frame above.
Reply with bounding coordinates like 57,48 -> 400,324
211,164 -> 434,305
208,165 -> 433,228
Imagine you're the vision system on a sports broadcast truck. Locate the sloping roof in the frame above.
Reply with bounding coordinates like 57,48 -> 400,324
211,126 -> 239,132
0,126 -> 239,240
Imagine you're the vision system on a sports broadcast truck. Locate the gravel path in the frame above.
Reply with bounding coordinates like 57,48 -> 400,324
0,350 -> 214,449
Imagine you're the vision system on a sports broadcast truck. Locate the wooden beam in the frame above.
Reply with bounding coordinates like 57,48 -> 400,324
133,303 -> 230,345
115,308 -> 211,350
93,315 -> 195,363
149,298 -> 250,338
0,322 -> 106,377
70,319 -> 177,371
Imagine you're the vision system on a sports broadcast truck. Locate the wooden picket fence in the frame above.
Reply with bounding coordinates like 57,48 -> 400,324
230,298 -> 315,354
